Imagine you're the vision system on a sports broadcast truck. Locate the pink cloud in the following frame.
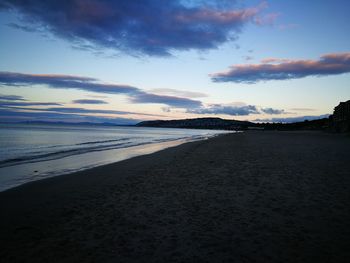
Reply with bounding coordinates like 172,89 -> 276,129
211,52 -> 350,83
254,12 -> 280,26
175,2 -> 268,25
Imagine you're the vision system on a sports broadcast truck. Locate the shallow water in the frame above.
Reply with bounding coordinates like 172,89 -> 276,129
0,123 -> 231,191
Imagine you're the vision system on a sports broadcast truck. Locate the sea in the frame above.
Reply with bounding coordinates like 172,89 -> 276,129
0,123 -> 231,191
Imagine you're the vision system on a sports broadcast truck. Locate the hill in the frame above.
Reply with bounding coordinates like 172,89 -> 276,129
137,117 -> 256,130
137,117 -> 330,131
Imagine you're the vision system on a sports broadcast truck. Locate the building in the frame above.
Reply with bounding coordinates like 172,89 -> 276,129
332,100 -> 350,132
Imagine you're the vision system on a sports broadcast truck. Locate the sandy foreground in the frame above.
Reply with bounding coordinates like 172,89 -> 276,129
1,131 -> 350,262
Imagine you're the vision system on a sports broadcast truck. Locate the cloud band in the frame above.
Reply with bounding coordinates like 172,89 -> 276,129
211,52 -> 350,83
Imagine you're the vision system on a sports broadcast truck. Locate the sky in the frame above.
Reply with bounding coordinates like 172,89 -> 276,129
0,0 -> 349,124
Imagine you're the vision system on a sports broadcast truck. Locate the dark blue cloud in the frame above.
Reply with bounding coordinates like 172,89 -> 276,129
0,94 -> 26,101
0,93 -> 61,107
0,108 -> 79,119
0,71 -> 138,94
72,99 -> 107,104
0,108 -> 139,125
211,52 -> 350,83
0,0 -> 265,56
261,107 -> 284,115
1,105 -> 166,118
35,107 -> 165,117
0,71 -> 202,108
187,104 -> 259,116
0,101 -> 61,106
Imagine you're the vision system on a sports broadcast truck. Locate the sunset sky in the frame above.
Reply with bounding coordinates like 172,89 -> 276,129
0,0 -> 349,124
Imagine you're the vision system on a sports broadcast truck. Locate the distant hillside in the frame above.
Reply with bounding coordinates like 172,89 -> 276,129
137,117 -> 256,130
260,118 -> 330,131
137,117 -> 331,131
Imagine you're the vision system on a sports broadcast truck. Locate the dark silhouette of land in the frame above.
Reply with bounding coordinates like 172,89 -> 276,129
137,117 -> 331,131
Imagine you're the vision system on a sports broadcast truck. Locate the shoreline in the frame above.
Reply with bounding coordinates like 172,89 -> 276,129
0,134 -> 208,193
0,132 -> 230,192
1,131 -> 350,262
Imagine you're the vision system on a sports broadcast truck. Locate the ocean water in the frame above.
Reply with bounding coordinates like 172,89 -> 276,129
0,123 -> 231,191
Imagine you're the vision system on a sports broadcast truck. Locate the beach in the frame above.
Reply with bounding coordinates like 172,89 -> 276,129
1,131 -> 350,262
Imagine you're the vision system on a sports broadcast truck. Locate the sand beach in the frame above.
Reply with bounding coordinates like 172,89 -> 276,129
1,131 -> 350,262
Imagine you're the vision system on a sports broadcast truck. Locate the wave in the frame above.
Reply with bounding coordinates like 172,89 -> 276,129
0,135 -> 206,168
76,138 -> 131,146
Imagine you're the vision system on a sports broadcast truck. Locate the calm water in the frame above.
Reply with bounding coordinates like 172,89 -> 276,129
0,123 -> 231,191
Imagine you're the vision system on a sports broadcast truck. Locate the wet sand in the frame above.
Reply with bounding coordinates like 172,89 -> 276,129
1,131 -> 350,262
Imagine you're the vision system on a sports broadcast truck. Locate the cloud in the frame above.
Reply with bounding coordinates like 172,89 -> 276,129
210,52 -> 350,83
6,22 -> 41,33
260,58 -> 291,63
254,114 -> 330,123
290,108 -> 316,112
186,103 -> 287,116
1,105 -> 166,118
150,88 -> 207,98
261,107 -> 284,115
254,12 -> 280,26
87,94 -> 108,99
0,108 -> 139,125
0,71 -> 202,108
0,93 -> 61,107
0,0 -> 268,56
0,94 -> 26,101
0,101 -> 61,106
161,107 -> 171,113
243,55 -> 254,61
34,107 -> 164,117
72,99 -> 107,104
188,104 -> 259,116
130,93 -> 202,108
0,71 -> 138,94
